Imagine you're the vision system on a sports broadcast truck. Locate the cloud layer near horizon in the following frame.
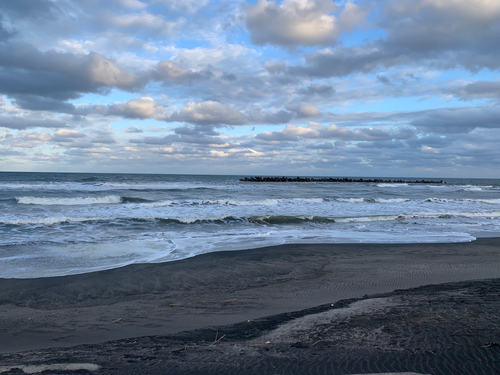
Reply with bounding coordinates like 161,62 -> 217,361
1,0 -> 499,177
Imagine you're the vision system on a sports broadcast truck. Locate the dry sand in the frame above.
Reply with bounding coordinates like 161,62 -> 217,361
0,238 -> 499,374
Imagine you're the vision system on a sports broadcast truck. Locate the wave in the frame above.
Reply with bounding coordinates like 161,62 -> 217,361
190,198 -> 323,206
16,196 -> 122,205
377,183 -> 409,187
425,198 -> 500,204
0,182 -> 230,192
81,177 -> 97,182
247,215 -> 336,224
197,199 -> 280,206
336,198 -> 410,203
463,185 -> 492,192
121,196 -> 154,204
127,198 -> 324,208
336,197 -> 500,205
3,210 -> 500,226
96,182 -> 228,191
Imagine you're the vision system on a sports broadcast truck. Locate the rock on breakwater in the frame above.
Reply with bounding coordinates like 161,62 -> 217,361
240,176 -> 445,184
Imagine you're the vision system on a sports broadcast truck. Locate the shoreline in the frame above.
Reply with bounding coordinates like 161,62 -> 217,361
1,238 -> 500,357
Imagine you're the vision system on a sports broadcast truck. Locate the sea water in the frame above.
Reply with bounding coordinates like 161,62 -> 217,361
1,172 -> 499,278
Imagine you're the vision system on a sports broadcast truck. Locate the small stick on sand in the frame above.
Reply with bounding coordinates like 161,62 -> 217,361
211,332 -> 226,345
480,342 -> 498,348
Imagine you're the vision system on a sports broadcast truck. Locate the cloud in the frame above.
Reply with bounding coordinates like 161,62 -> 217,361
108,97 -> 166,119
50,129 -> 86,143
264,61 -> 287,74
297,83 -> 335,97
0,0 -> 58,19
0,44 -> 148,101
125,126 -> 144,133
91,130 -> 116,144
287,0 -> 500,77
153,0 -> 209,14
307,141 -> 334,149
286,102 -> 321,118
257,122 -> 415,142
448,81 -> 500,102
245,0 -> 365,48
152,60 -> 210,83
0,15 -> 15,42
0,116 -> 67,130
103,11 -> 179,37
10,94 -> 84,114
167,101 -> 248,125
249,108 -> 294,124
410,106 -> 500,134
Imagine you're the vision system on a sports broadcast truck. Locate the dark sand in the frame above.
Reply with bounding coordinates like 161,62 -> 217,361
1,238 -> 500,374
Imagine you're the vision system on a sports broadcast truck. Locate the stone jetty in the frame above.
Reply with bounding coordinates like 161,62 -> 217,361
240,176 -> 445,184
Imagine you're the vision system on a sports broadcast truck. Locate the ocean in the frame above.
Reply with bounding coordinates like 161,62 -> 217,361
1,172 -> 499,278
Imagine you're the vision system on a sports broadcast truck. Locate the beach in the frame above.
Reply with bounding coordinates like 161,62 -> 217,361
1,238 -> 499,374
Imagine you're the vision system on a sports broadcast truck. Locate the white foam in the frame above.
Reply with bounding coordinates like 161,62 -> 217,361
337,198 -> 410,203
0,182 -> 230,192
377,183 -> 409,187
426,197 -> 500,204
0,216 -> 101,225
336,215 -> 402,223
415,210 -> 500,219
137,200 -> 173,207
0,229 -> 477,278
199,199 -> 280,206
464,185 -> 492,192
376,198 -> 411,203
99,182 -> 228,190
337,198 -> 365,203
16,196 -> 122,206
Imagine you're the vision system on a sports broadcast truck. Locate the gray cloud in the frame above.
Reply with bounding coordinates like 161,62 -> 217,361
221,72 -> 237,82
286,102 -> 321,118
11,94 -> 73,111
174,125 -> 220,136
264,61 -> 287,74
91,130 -> 116,144
129,124 -> 227,146
259,110 -> 294,124
0,44 -> 148,101
108,97 -> 166,119
257,122 -> 416,143
50,129 -> 86,143
307,141 -> 334,149
0,116 -> 67,130
152,60 -> 211,84
0,0 -> 58,19
125,126 -> 144,133
167,101 -> 247,125
0,15 -> 15,42
448,81 -> 500,102
131,131 -> 225,146
245,0 -> 365,48
410,106 -> 500,134
297,83 -> 335,97
287,0 -> 500,77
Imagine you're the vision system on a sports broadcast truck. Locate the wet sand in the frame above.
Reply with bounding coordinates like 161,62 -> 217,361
0,238 -> 500,374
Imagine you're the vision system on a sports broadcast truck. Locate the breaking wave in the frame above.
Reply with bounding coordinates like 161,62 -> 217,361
3,210 -> 500,226
16,196 -> 123,205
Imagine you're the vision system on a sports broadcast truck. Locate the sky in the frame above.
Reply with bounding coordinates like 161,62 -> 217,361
0,0 -> 499,178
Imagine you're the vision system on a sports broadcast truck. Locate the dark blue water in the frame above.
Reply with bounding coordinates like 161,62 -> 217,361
1,172 -> 499,278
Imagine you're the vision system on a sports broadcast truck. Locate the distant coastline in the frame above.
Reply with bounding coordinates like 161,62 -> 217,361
240,176 -> 445,184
